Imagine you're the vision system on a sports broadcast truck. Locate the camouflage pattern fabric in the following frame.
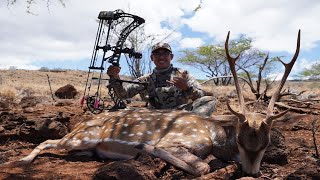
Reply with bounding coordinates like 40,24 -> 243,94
107,64 -> 216,115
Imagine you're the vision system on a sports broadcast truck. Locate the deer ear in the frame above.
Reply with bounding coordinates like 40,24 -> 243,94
272,113 -> 309,127
208,115 -> 238,126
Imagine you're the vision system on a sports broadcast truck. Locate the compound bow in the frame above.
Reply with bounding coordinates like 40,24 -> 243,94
81,9 -> 146,114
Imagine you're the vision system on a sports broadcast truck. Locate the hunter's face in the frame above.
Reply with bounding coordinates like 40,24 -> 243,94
151,49 -> 173,69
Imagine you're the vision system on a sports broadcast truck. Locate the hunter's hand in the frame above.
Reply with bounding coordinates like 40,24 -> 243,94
167,76 -> 189,91
107,65 -> 121,79
167,71 -> 190,91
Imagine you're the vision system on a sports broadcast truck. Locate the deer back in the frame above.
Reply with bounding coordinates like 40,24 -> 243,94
59,108 -> 231,158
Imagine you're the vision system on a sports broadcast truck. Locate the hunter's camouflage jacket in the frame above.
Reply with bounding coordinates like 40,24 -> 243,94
108,65 -> 205,109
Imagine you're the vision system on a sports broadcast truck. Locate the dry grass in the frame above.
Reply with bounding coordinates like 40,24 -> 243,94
0,69 -> 319,103
0,69 -> 109,101
205,80 -> 320,97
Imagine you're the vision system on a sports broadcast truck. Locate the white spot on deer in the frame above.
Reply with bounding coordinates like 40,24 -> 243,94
137,117 -> 142,121
162,125 -> 167,129
83,137 -> 90,141
86,121 -> 96,126
167,113 -> 175,117
209,129 -> 217,141
136,132 -> 143,136
192,129 -> 198,132
116,122 -> 123,126
184,141 -> 191,145
174,119 -> 183,124
85,139 -> 101,144
147,131 -> 153,135
71,138 -> 82,145
127,141 -> 140,145
145,140 -> 153,145
103,138 -> 112,142
191,134 -> 197,138
123,123 -> 129,127
122,131 -> 128,134
128,133 -> 135,137
200,130 -> 205,133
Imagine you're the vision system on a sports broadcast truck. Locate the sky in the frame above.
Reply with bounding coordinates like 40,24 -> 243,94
1,0 -> 320,80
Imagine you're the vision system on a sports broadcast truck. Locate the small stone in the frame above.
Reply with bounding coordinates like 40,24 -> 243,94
23,107 -> 34,113
0,126 -> 5,133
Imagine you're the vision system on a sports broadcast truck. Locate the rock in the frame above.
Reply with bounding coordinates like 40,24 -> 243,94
0,126 -> 5,133
94,153 -> 167,180
54,99 -> 74,106
263,128 -> 288,165
287,161 -> 320,179
19,96 -> 44,108
189,96 -> 217,117
55,84 -> 78,99
23,107 -> 34,113
0,101 -> 9,111
18,118 -> 69,143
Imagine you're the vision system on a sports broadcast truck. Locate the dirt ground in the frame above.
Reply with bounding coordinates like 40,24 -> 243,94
0,94 -> 319,180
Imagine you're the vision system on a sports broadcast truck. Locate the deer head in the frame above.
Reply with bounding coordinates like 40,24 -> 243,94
224,30 -> 301,175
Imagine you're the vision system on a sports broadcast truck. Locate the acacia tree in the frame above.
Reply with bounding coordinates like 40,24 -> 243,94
299,62 -> 320,80
178,35 -> 266,85
238,54 -> 280,101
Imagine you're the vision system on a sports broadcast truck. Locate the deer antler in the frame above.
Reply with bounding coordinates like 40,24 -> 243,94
225,31 -> 246,122
265,30 -> 301,125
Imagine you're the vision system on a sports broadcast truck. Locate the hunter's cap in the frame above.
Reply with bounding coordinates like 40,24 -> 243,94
151,42 -> 172,53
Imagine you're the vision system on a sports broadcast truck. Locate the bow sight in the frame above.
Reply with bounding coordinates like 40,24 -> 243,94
80,9 -> 145,114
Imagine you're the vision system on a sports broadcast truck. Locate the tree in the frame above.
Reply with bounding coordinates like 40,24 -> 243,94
238,54 -> 279,101
178,35 -> 266,85
299,62 -> 320,80
6,0 -> 66,14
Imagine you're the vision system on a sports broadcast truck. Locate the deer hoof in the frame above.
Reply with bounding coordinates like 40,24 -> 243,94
195,162 -> 210,175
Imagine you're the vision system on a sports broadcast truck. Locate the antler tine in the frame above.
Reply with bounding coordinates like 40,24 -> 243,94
265,30 -> 301,124
225,31 -> 246,121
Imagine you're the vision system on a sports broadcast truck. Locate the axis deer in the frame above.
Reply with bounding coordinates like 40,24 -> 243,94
1,30 -> 306,177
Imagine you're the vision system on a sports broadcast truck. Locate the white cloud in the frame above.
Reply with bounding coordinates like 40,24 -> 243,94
292,57 -> 316,75
179,37 -> 204,48
0,0 -> 319,79
0,0 -> 197,69
182,0 -> 320,53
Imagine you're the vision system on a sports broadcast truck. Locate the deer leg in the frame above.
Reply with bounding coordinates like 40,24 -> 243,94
95,143 -> 140,160
1,139 -> 61,167
163,146 -> 210,175
135,144 -> 203,176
